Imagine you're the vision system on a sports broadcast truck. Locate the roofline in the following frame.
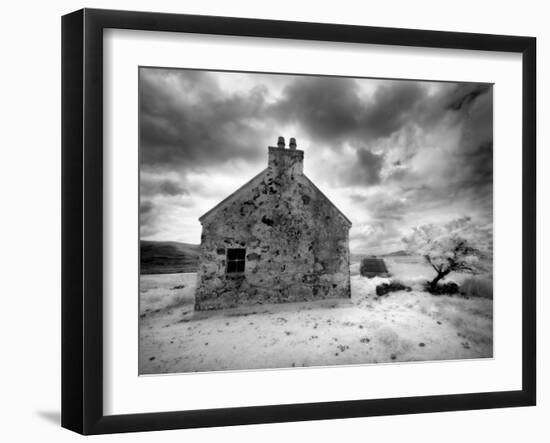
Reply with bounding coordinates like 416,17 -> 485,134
198,169 -> 268,223
198,169 -> 352,228
302,174 -> 352,227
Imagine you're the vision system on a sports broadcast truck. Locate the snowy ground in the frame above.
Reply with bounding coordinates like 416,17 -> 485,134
139,256 -> 492,374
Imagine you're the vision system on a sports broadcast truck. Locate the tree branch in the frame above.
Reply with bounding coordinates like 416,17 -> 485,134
424,255 -> 440,273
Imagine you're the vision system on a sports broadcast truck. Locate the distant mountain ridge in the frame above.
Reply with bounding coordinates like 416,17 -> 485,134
350,250 -> 410,262
382,250 -> 411,257
140,240 -> 200,275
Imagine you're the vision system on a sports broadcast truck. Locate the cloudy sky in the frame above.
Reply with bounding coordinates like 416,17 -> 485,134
139,67 -> 493,254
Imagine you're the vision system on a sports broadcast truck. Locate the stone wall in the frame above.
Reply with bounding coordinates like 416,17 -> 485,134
195,146 -> 351,310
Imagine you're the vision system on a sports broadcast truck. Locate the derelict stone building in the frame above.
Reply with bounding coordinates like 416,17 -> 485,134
195,137 -> 352,311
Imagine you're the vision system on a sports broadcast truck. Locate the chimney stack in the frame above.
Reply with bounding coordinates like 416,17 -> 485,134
268,136 -> 304,176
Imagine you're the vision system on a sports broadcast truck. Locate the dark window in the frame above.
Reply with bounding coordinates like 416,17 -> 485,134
226,248 -> 246,273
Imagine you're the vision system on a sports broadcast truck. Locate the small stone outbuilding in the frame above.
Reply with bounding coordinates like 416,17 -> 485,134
195,137 -> 352,310
359,257 -> 389,278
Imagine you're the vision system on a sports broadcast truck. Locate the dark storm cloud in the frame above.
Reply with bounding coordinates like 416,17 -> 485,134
387,83 -> 492,194
347,82 -> 493,233
361,81 -> 426,140
139,199 -> 157,237
138,68 -> 493,250
140,176 -> 188,197
445,85 -> 493,203
269,77 -> 493,193
270,77 -> 427,145
158,180 -> 187,196
445,83 -> 492,111
140,200 -> 153,215
139,69 -> 270,172
346,149 -> 385,185
270,77 -> 362,143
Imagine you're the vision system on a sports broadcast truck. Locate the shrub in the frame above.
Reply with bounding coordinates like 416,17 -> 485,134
376,281 -> 412,296
460,276 -> 493,299
400,276 -> 428,291
425,281 -> 459,295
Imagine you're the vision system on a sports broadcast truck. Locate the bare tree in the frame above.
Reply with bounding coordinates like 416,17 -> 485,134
402,217 -> 490,292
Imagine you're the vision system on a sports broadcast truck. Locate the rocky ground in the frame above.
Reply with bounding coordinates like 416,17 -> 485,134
139,259 -> 493,374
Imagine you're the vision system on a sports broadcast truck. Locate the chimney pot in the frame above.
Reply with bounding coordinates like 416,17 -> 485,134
289,137 -> 297,150
268,137 -> 304,175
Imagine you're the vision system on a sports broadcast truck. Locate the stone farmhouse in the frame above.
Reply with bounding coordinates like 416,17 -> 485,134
195,137 -> 352,310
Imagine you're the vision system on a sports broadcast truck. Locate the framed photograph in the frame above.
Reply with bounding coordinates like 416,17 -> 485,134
62,8 -> 536,435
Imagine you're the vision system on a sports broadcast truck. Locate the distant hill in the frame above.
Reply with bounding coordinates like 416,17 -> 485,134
350,250 -> 410,263
382,250 -> 411,257
140,241 -> 200,275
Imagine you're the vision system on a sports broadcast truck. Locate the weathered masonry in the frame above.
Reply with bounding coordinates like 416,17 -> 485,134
195,137 -> 352,310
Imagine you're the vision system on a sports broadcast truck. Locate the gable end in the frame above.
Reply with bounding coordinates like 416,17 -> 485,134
198,169 -> 268,224
302,174 -> 352,228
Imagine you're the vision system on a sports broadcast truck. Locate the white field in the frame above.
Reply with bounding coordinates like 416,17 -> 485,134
139,256 -> 493,374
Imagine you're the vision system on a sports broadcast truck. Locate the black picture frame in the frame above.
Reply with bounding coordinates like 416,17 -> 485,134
61,8 -> 536,435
